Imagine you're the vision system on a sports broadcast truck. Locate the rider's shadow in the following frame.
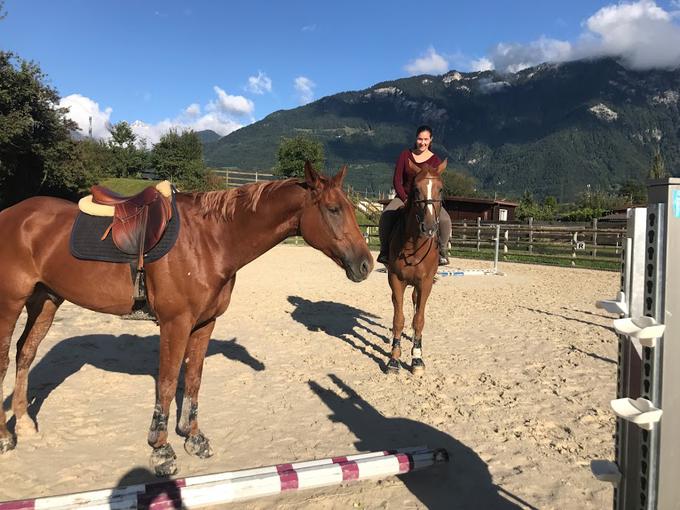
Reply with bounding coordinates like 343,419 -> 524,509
309,374 -> 528,510
287,296 -> 391,369
3,334 -> 264,429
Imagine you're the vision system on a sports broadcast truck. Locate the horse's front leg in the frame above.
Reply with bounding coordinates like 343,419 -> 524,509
411,279 -> 433,376
148,316 -> 192,476
177,318 -> 215,459
387,272 -> 406,374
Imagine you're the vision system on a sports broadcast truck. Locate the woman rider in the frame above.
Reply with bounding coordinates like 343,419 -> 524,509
377,125 -> 451,265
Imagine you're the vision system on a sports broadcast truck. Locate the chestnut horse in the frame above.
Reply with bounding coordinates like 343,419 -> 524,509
385,159 -> 446,375
0,162 -> 373,476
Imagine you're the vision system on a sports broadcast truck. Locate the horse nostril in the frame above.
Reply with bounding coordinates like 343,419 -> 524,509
360,259 -> 369,276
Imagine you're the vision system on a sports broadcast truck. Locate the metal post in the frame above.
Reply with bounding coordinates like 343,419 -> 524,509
494,224 -> 500,272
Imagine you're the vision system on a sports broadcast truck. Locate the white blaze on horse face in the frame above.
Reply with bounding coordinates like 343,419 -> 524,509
426,179 -> 434,215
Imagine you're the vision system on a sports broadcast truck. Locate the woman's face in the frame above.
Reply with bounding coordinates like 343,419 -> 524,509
415,131 -> 432,152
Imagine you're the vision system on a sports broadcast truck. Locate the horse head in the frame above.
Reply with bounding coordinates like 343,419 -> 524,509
407,158 -> 447,238
299,161 -> 374,282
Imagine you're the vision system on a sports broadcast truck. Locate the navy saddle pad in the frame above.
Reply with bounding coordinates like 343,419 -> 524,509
70,191 -> 180,264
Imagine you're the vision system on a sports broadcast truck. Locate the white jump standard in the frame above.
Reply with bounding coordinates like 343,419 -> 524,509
592,178 -> 680,510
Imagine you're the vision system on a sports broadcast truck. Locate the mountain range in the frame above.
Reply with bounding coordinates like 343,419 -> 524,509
202,58 -> 680,200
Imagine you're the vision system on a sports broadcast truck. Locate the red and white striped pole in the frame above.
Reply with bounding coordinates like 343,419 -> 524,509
0,447 -> 448,509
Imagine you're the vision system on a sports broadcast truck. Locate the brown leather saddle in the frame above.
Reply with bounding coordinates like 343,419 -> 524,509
90,184 -> 173,271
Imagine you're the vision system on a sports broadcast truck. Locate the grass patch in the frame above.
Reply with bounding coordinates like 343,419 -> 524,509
98,177 -> 159,195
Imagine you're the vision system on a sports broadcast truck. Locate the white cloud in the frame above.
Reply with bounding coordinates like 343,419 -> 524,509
59,94 -> 113,139
475,1 -> 680,72
487,37 -> 573,73
470,57 -> 494,72
404,47 -> 449,75
302,24 -> 317,32
294,76 -> 316,104
210,86 -> 254,115
61,87 -> 252,145
579,0 -> 680,69
246,71 -> 272,94
184,103 -> 201,118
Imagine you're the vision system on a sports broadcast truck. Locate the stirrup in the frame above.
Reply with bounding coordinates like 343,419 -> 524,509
438,251 -> 449,266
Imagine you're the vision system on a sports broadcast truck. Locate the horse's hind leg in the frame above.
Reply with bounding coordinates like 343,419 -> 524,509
13,287 -> 63,437
387,272 -> 406,374
177,318 -> 216,459
0,296 -> 28,453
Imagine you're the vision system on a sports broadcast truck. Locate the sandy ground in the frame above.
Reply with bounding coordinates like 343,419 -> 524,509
0,245 -> 620,509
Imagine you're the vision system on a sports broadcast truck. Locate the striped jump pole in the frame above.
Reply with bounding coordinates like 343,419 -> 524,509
0,447 -> 448,510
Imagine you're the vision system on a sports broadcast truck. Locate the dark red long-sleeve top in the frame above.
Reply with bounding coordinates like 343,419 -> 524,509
393,149 -> 441,202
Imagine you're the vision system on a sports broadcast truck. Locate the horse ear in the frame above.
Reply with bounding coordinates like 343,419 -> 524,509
304,161 -> 321,189
407,158 -> 421,174
331,165 -> 347,188
436,158 -> 448,175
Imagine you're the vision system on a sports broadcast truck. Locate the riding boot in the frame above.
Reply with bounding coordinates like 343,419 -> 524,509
438,243 -> 449,266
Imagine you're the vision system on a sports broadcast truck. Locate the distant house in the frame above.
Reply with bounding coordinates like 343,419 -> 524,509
379,196 -> 519,222
443,196 -> 519,222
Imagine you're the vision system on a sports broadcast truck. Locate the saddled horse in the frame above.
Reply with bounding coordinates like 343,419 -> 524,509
0,162 -> 373,475
384,159 -> 446,375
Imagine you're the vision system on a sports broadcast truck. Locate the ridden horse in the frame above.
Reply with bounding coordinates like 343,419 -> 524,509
0,162 -> 373,476
385,158 -> 446,375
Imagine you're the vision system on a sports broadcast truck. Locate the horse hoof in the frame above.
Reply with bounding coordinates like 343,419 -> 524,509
0,435 -> 16,454
184,431 -> 213,459
386,359 -> 400,374
150,444 -> 178,476
411,359 -> 426,376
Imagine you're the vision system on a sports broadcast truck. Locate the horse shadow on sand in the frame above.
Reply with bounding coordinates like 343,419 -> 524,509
287,295 -> 398,371
309,374 -> 534,510
3,333 -> 264,432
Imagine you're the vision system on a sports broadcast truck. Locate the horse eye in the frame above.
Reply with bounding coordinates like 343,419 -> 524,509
327,205 -> 341,214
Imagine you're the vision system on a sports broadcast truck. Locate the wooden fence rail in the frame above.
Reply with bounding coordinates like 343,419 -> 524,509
359,218 -> 627,269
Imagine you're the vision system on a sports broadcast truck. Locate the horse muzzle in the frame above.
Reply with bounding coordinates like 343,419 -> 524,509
419,222 -> 438,238
342,255 -> 373,282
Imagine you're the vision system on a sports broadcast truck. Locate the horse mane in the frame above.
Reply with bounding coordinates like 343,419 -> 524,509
198,178 -> 301,221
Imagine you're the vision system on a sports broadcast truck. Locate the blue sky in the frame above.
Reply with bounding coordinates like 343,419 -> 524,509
4,0 -> 680,143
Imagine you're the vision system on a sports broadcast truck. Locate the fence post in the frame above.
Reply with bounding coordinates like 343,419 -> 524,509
476,217 -> 481,252
255,171 -> 259,183
571,231 -> 578,266
503,229 -> 509,254
592,218 -> 598,258
494,224 -> 500,271
528,217 -> 534,254
462,221 -> 467,241
225,169 -> 229,188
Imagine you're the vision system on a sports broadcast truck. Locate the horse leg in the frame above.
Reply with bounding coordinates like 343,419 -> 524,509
147,317 -> 192,476
411,280 -> 433,376
177,319 -> 215,459
13,287 -> 63,438
386,272 -> 406,374
0,296 -> 28,453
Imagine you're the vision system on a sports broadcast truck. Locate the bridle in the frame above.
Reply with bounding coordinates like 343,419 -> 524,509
411,177 -> 443,235
402,177 -> 443,265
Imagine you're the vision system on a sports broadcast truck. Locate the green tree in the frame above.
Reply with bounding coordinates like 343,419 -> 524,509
0,51 -> 79,207
275,136 -> 324,177
648,148 -> 669,180
106,121 -> 149,178
618,179 -> 647,204
152,129 -> 209,190
442,170 -> 477,197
